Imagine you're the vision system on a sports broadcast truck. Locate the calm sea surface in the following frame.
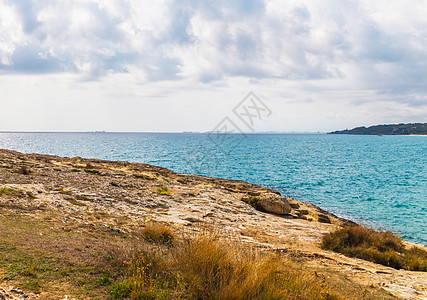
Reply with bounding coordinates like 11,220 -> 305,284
0,132 -> 426,246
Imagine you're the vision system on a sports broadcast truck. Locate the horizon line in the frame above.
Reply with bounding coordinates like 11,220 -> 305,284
0,130 -> 328,135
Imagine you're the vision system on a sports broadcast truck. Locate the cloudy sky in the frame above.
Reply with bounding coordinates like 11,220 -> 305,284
1,0 -> 426,132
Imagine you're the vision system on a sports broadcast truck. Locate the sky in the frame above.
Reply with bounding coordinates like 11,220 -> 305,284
0,0 -> 426,133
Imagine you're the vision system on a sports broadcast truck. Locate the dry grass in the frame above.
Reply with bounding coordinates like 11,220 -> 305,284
0,215 -> 395,299
139,222 -> 174,245
322,225 -> 427,271
111,225 -> 392,300
171,232 -> 335,299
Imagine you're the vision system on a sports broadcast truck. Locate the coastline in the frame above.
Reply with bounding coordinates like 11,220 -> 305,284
1,148 -> 426,299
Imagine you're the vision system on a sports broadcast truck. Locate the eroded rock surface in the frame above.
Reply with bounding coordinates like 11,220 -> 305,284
0,286 -> 38,300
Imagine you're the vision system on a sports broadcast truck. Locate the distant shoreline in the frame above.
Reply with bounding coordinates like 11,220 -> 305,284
328,133 -> 427,136
330,123 -> 427,135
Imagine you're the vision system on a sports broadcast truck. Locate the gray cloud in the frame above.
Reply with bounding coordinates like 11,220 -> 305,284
7,0 -> 41,34
0,0 -> 426,102
7,44 -> 62,73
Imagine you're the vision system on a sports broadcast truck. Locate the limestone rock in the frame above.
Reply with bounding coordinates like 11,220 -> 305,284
243,194 -> 292,215
258,196 -> 292,215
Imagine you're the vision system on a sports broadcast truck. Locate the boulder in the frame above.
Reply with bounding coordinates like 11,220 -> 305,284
243,194 -> 292,215
258,196 -> 292,215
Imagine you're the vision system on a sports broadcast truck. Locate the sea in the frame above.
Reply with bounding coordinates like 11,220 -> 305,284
0,132 -> 425,246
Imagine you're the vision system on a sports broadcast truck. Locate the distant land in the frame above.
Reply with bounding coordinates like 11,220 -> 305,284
330,123 -> 427,135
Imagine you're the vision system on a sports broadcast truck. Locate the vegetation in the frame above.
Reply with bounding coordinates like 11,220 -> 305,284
322,226 -> 427,271
330,123 -> 427,135
139,222 -> 174,245
109,224 -> 394,300
156,186 -> 171,196
0,187 -> 23,196
0,215 -> 395,299
246,196 -> 261,210
0,187 -> 11,195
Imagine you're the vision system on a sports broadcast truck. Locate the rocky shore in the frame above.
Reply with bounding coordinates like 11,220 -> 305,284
0,148 -> 426,299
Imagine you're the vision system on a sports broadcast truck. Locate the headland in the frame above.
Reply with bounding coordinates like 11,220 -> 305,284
0,149 -> 426,299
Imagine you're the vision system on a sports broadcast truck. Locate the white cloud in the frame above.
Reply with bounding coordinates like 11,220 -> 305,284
0,0 -> 426,131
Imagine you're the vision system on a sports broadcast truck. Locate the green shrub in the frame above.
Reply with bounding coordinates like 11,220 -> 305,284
156,186 -> 170,196
247,197 -> 261,210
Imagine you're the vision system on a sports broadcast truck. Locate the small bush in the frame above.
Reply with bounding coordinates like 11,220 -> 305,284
156,186 -> 170,196
139,223 -> 174,245
322,226 -> 427,271
405,246 -> 427,271
247,196 -> 261,210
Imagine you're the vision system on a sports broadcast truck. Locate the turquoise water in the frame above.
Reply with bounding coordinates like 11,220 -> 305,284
0,132 -> 426,246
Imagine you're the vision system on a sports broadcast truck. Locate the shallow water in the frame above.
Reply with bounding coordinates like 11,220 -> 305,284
0,132 -> 425,246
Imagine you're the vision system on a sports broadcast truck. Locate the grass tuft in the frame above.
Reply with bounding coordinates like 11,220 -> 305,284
0,187 -> 23,196
139,223 -> 174,245
322,225 -> 427,271
156,186 -> 171,196
0,186 -> 10,195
